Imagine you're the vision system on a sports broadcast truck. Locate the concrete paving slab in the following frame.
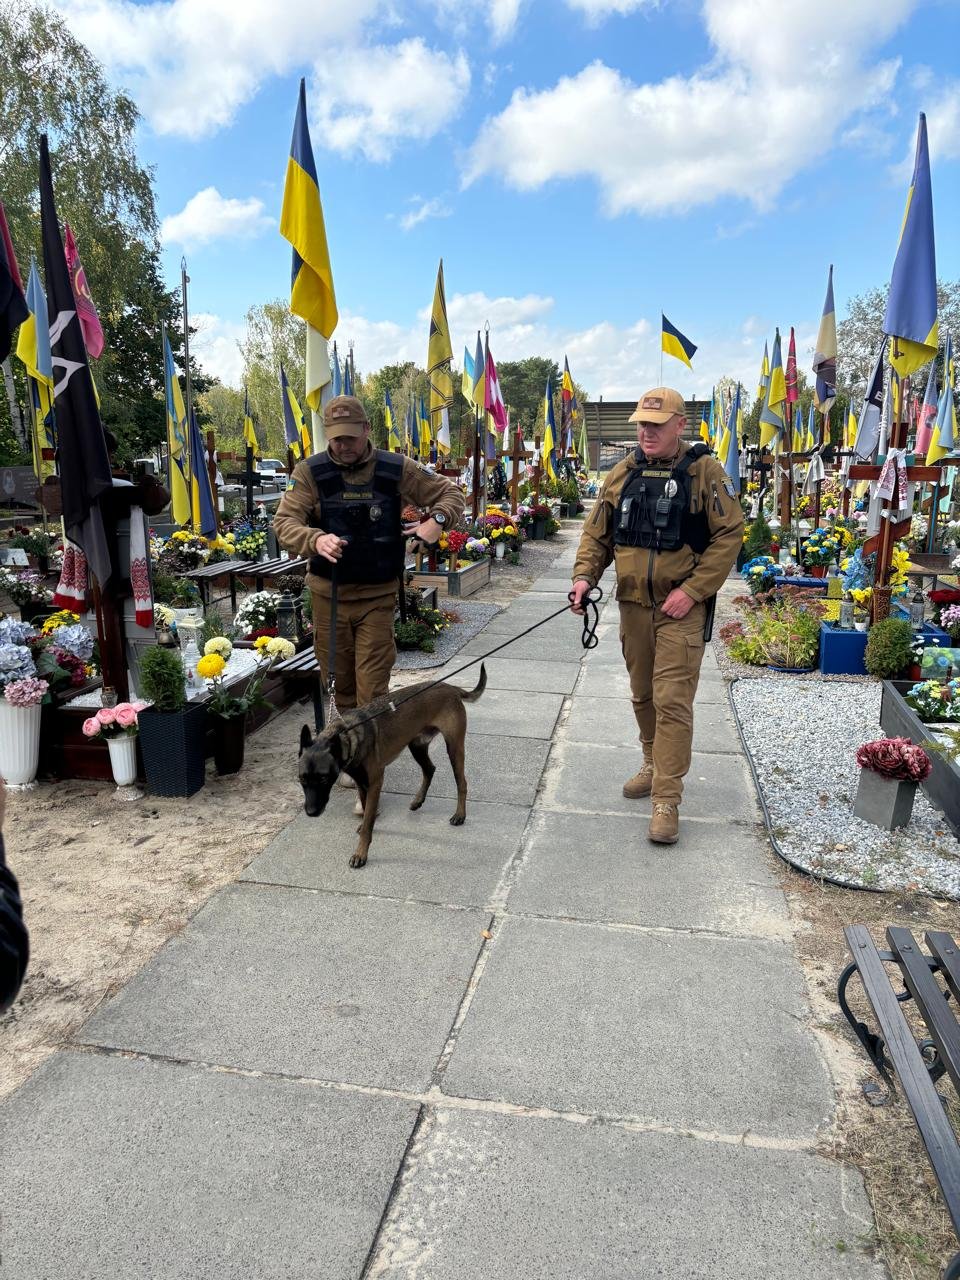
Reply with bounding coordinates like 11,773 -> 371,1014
242,792 -> 527,907
81,885 -> 486,1091
384,732 -> 550,807
506,810 -> 788,936
0,1051 -> 419,1280
370,1108 -> 880,1280
465,687 -> 565,739
540,739 -> 759,820
458,630 -> 585,664
526,577 -> 588,594
560,694 -> 741,754
575,661 -> 728,703
430,656 -> 582,694
442,917 -> 834,1138
476,605 -> 574,636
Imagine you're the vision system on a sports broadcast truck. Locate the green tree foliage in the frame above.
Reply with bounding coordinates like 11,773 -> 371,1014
837,280 -> 960,391
238,300 -> 306,457
0,0 -> 204,464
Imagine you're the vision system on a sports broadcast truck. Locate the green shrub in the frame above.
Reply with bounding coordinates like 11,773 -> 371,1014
152,572 -> 200,607
138,645 -> 187,712
864,617 -> 913,678
742,512 -> 773,561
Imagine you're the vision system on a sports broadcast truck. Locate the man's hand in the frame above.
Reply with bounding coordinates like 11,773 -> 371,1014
569,578 -> 592,616
404,517 -> 442,546
314,533 -> 347,563
660,587 -> 696,619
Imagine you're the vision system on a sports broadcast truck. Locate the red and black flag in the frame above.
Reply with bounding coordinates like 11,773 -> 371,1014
0,199 -> 27,362
39,135 -> 114,585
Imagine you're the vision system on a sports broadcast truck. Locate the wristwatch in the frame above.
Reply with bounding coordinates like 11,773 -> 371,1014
431,511 -> 447,526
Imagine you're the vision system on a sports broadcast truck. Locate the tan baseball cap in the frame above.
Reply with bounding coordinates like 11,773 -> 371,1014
324,395 -> 369,438
628,387 -> 686,425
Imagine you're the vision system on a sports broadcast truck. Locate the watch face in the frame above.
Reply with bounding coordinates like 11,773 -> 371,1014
434,513 -> 446,524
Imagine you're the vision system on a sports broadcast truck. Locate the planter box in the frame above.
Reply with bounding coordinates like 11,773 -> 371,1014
819,623 -> 869,676
892,607 -> 951,646
410,558 -> 491,598
139,703 -> 208,797
880,679 -> 960,836
853,768 -> 917,830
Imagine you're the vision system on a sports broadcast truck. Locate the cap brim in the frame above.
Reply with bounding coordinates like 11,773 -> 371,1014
325,424 -> 365,438
627,408 -> 674,424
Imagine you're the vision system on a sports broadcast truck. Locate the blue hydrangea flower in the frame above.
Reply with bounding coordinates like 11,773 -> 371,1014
49,623 -> 95,661
0,644 -> 37,688
0,619 -> 38,647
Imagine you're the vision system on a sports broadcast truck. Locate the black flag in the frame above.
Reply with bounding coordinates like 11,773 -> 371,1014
0,200 -> 27,363
39,135 -> 113,585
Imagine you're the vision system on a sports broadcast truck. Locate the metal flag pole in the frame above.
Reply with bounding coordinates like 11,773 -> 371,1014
160,319 -> 173,500
180,257 -> 194,497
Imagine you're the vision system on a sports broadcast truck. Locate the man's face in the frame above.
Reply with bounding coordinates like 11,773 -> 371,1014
636,413 -> 685,459
327,424 -> 370,465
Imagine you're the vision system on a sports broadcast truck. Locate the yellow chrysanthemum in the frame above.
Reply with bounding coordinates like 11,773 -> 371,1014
196,653 -> 226,679
204,637 -> 233,659
254,635 -> 272,651
265,637 -> 295,660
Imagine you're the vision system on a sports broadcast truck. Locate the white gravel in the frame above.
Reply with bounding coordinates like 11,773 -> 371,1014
731,676 -> 960,898
394,601 -> 501,670
65,647 -> 262,708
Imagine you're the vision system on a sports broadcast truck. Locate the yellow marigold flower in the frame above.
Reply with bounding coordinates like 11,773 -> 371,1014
196,653 -> 226,679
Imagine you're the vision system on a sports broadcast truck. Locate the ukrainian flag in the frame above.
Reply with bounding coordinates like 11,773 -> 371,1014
471,331 -> 485,409
280,364 -> 310,458
462,345 -> 475,399
410,398 -> 420,454
427,259 -> 453,433
723,385 -> 741,493
699,406 -> 710,444
756,341 -> 769,404
418,396 -> 432,459
189,406 -> 218,536
280,79 -> 336,410
385,389 -> 400,451
813,265 -> 837,414
243,386 -> 260,458
759,330 -> 786,449
884,113 -> 939,378
15,257 -> 55,467
661,314 -> 697,370
927,335 -> 956,465
846,404 -> 858,450
163,334 -> 191,526
804,401 -> 816,452
543,377 -> 557,482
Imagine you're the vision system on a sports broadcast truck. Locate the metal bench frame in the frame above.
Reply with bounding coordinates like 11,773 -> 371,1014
840,925 -> 960,1279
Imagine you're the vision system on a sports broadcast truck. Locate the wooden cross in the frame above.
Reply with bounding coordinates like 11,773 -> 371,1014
496,425 -> 527,515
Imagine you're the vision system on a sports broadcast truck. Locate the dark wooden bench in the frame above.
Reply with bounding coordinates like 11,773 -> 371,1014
231,556 -> 309,594
839,925 -> 960,1278
183,559 -> 258,611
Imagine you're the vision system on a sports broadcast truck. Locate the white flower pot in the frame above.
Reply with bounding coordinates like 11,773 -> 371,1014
495,541 -> 505,560
0,700 -> 42,787
107,734 -> 138,786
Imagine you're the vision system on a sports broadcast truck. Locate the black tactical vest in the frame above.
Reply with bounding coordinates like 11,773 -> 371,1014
614,444 -> 711,553
308,450 -> 404,584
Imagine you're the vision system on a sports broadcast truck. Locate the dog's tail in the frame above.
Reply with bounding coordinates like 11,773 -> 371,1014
458,663 -> 487,703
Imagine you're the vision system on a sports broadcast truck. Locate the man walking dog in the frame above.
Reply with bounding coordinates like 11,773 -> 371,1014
274,395 -> 464,716
570,387 -> 742,846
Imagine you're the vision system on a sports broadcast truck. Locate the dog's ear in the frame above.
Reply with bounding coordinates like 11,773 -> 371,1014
327,732 -> 343,764
299,724 -> 313,756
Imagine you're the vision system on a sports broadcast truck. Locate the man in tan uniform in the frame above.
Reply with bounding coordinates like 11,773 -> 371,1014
570,387 -> 743,845
273,395 -> 464,716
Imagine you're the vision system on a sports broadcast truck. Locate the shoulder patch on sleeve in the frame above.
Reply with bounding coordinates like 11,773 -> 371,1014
723,478 -> 737,498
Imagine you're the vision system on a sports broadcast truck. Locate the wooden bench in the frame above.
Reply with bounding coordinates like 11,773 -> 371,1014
839,925 -> 960,1278
183,560 -> 257,611
231,556 -> 309,594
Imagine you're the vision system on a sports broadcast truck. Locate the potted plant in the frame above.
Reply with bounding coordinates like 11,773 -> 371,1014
753,594 -> 823,671
940,604 -> 960,646
800,527 -> 841,578
81,702 -> 145,788
198,635 -> 294,774
137,645 -> 208,796
853,736 -> 932,830
0,675 -> 48,787
864,617 -> 914,680
905,678 -> 960,724
0,567 -> 55,624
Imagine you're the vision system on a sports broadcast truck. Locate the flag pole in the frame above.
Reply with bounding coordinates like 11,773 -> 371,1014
659,311 -> 664,384
180,258 -> 194,495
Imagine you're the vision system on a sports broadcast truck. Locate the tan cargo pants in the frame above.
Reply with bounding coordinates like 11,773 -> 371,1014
310,591 -> 396,712
619,599 -> 706,805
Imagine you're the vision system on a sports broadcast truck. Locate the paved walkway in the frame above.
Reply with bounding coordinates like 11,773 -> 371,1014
1,545 -> 883,1278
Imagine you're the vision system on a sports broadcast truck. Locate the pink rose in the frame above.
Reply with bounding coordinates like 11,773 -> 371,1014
97,706 -> 117,725
132,700 -> 149,712
82,717 -> 101,737
115,704 -> 137,728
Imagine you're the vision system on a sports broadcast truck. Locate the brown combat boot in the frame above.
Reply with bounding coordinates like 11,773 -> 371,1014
648,803 -> 679,845
622,745 -> 655,799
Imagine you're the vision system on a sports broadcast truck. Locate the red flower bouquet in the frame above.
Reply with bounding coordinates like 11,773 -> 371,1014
855,737 -> 932,782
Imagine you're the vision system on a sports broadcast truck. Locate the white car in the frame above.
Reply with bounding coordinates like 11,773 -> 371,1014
256,457 -> 285,477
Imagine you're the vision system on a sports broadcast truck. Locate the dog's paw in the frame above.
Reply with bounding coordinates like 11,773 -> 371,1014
348,852 -> 367,869
449,813 -> 465,826
409,798 -> 424,811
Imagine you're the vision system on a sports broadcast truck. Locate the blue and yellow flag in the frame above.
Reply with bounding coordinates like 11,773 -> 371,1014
343,351 -> 354,397
409,397 -> 419,454
813,264 -> 837,414
927,334 -> 956,465
331,341 -> 342,397
280,79 -> 335,410
885,113 -> 939,378
418,396 -> 431,459
428,259 -> 453,433
462,345 -> 475,399
280,363 -> 310,458
15,256 -> 55,462
661,314 -> 697,369
189,406 -> 217,536
756,341 -> 770,404
804,400 -> 816,452
759,329 -> 786,449
471,331 -> 485,409
723,385 -> 741,493
542,376 -> 557,482
243,385 -> 259,457
163,334 -> 191,526
385,388 -> 400,451
699,406 -> 710,444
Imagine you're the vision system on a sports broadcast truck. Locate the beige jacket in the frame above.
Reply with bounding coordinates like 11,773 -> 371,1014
273,445 -> 465,600
573,446 -> 744,607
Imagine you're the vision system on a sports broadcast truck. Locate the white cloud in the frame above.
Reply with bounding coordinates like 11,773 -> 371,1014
160,187 -> 272,248
399,196 -> 453,231
190,313 -> 246,386
312,38 -> 470,161
58,0 -> 387,138
465,0 -> 916,215
565,0 -> 656,21
489,0 -> 524,42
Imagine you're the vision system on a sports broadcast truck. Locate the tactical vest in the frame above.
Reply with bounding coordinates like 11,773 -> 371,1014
614,444 -> 711,554
308,450 -> 404,584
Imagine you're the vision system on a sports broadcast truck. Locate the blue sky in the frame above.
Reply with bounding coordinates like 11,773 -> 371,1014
59,0 -> 960,406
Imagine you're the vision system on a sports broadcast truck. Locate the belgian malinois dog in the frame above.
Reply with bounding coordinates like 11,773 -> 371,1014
298,665 -> 487,868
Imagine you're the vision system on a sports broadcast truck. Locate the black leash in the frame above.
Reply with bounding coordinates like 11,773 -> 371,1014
317,584 -> 604,731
